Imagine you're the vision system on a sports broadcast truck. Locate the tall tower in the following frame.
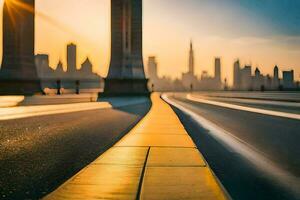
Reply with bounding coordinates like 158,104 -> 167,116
148,56 -> 158,80
188,41 -> 194,75
67,43 -> 77,75
272,65 -> 280,90
103,0 -> 149,96
0,0 -> 41,95
274,65 -> 279,80
214,57 -> 221,82
233,60 -> 241,90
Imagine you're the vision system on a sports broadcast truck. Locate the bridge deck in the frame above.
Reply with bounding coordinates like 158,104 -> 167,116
44,93 -> 229,200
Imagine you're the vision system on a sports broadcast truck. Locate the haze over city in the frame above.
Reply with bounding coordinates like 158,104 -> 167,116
0,0 -> 299,85
0,0 -> 300,199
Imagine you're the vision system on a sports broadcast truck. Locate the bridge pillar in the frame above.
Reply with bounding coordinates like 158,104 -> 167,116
102,0 -> 149,96
0,0 -> 41,95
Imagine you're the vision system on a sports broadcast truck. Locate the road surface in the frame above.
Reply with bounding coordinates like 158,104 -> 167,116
164,92 -> 300,200
0,101 -> 151,200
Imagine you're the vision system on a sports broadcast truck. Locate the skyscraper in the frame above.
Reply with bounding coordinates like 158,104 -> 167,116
214,57 -> 221,82
233,60 -> 241,90
67,43 -> 77,75
283,70 -> 295,89
274,65 -> 279,80
148,56 -> 158,80
189,41 -> 194,75
182,41 -> 197,89
272,65 -> 280,89
0,0 -> 41,94
104,0 -> 149,96
240,65 -> 252,90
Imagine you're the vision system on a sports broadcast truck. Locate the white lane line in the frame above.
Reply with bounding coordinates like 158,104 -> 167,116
187,94 -> 300,120
196,95 -> 300,107
162,94 -> 300,196
0,98 -> 150,121
0,102 -> 112,121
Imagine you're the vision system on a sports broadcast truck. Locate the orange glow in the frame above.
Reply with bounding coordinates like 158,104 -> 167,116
9,0 -> 34,13
0,1 -> 299,84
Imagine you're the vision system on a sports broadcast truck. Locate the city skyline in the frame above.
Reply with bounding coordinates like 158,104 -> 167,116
0,0 -> 299,85
0,1 -> 300,200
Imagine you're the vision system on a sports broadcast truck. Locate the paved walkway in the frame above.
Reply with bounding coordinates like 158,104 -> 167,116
44,93 -> 229,200
0,97 -> 149,121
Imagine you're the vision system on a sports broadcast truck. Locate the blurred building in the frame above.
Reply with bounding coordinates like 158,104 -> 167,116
35,44 -> 102,91
182,41 -> 198,90
215,58 -> 221,82
35,54 -> 55,79
232,61 -> 298,91
253,68 -> 263,90
147,56 -> 182,91
233,60 -> 241,90
272,65 -> 280,90
240,65 -> 252,90
283,70 -> 295,89
67,43 -> 77,76
214,57 -> 222,89
148,56 -> 158,80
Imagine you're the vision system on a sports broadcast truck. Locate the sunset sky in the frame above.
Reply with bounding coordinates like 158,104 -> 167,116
0,0 -> 300,85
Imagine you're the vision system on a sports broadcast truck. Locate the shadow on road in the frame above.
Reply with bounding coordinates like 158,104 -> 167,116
0,100 -> 151,200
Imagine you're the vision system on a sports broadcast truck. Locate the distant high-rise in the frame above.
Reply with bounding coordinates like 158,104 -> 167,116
55,61 -> 65,79
274,65 -> 279,80
148,56 -> 158,80
80,58 -> 93,76
233,60 -> 241,90
272,65 -> 280,89
104,0 -> 149,96
255,67 -> 260,77
240,65 -> 252,90
67,43 -> 77,74
283,70 -> 295,89
0,0 -> 41,94
182,41 -> 197,89
214,58 -> 221,82
189,41 -> 195,75
253,67 -> 263,90
35,54 -> 52,78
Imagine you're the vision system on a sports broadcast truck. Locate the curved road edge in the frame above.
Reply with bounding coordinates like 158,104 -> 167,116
162,93 -> 300,199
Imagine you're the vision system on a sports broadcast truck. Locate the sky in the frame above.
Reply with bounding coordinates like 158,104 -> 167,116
0,0 -> 300,85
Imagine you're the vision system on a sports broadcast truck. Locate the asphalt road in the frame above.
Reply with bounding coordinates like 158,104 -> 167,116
191,93 -> 300,114
167,93 -> 300,200
0,102 -> 151,200
197,91 -> 300,102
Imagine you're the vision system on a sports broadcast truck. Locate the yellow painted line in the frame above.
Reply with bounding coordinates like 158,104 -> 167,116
187,94 -> 300,120
44,93 -> 229,200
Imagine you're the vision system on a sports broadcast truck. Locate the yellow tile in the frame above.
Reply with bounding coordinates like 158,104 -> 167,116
147,147 -> 206,167
134,130 -> 187,135
133,127 -> 186,133
94,147 -> 148,166
116,134 -> 196,148
45,185 -> 133,200
45,93 -> 229,200
141,167 -> 228,200
45,165 -> 142,200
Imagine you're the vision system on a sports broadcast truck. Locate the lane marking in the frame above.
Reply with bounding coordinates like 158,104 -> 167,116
195,95 -> 300,107
0,102 -> 112,121
162,94 -> 300,197
187,94 -> 300,120
0,98 -> 149,121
